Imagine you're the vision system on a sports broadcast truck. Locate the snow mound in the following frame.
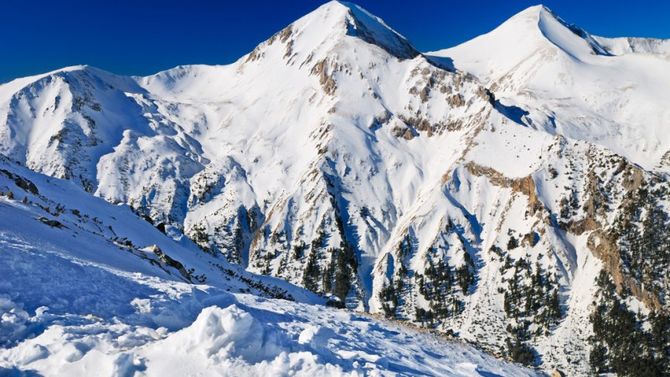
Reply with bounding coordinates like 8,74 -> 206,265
160,305 -> 279,363
0,296 -> 33,347
144,305 -> 357,377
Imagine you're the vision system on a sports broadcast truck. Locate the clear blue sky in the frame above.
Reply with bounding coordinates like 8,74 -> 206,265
1,0 -> 668,83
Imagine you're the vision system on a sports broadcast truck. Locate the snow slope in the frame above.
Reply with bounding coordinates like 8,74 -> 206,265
0,157 -> 537,376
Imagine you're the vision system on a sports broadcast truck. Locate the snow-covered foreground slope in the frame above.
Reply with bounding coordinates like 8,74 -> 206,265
0,158 -> 537,376
1,1 -> 669,375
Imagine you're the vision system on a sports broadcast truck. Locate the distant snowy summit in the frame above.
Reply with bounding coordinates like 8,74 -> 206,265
1,2 -> 669,376
431,4 -> 670,170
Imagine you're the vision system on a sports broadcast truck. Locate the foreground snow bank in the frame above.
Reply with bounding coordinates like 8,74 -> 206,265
0,290 -> 541,377
1,288 -> 539,376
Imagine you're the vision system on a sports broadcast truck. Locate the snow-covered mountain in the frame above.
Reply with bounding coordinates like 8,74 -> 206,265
432,5 -> 670,172
1,1 -> 669,375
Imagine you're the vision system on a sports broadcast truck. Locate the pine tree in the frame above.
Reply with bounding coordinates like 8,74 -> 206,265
292,240 -> 307,260
589,345 -> 607,374
230,222 -> 244,264
333,243 -> 355,300
379,280 -> 398,318
547,289 -> 560,322
302,250 -> 320,293
507,235 -> 519,250
456,252 -> 475,295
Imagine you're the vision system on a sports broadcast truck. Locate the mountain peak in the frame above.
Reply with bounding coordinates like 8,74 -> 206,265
512,4 -> 553,19
246,1 -> 419,63
504,4 -> 610,57
433,3 -> 610,70
333,1 -> 419,59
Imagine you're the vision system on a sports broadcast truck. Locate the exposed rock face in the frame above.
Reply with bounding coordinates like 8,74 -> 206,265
311,59 -> 338,96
